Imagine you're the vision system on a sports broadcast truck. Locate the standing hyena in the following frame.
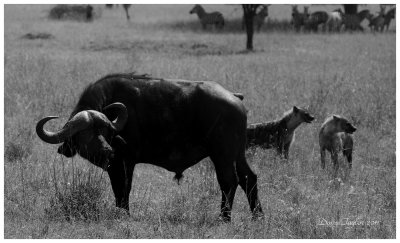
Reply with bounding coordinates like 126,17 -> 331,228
319,115 -> 357,175
247,106 -> 315,159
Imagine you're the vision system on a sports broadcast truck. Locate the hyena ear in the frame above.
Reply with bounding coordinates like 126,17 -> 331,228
293,106 -> 299,113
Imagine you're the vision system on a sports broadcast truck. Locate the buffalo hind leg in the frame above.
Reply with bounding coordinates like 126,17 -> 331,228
211,155 -> 238,222
107,159 -> 135,213
236,153 -> 263,219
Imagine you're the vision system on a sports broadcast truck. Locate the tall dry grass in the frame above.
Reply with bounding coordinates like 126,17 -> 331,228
4,4 -> 395,238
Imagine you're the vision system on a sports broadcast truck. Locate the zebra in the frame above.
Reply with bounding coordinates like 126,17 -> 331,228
189,4 -> 224,30
254,5 -> 270,32
383,7 -> 395,31
367,6 -> 386,32
341,9 -> 371,32
291,5 -> 310,32
305,11 -> 329,32
368,14 -> 385,32
326,8 -> 343,32
241,5 -> 270,32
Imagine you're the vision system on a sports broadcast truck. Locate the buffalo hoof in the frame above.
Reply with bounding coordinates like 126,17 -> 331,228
218,214 -> 231,223
110,207 -> 130,219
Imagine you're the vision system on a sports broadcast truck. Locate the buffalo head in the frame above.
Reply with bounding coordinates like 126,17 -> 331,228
36,102 -> 128,170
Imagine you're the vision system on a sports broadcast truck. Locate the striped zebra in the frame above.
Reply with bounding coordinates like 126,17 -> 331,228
241,5 -> 270,32
368,14 -> 385,32
326,9 -> 343,32
189,4 -> 224,30
367,6 -> 386,32
383,7 -> 395,31
305,11 -> 329,32
291,5 -> 310,32
341,9 -> 371,31
254,5 -> 270,32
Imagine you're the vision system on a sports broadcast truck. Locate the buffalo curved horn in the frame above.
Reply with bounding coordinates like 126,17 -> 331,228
103,102 -> 128,132
36,111 -> 93,144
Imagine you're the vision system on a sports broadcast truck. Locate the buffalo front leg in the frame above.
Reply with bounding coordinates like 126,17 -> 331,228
107,159 -> 135,213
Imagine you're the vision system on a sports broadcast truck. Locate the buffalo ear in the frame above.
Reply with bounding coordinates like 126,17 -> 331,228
293,106 -> 299,113
112,135 -> 127,150
103,108 -> 118,124
333,115 -> 339,121
111,135 -> 128,160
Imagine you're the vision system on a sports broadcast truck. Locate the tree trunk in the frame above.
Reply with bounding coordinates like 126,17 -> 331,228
343,4 -> 358,15
245,13 -> 254,50
242,5 -> 260,51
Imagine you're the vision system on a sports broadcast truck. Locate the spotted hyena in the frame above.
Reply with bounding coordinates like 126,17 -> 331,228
319,115 -> 357,175
247,106 -> 315,159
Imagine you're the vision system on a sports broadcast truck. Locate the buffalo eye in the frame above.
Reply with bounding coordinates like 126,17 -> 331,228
77,129 -> 94,143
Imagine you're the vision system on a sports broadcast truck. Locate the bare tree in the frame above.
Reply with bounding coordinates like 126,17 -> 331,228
242,4 -> 261,51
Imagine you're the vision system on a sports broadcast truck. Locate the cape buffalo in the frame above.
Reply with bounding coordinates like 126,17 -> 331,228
36,73 -> 263,221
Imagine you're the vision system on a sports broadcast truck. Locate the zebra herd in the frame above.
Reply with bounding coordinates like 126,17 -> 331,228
292,5 -> 396,33
188,4 -> 395,33
190,4 -> 271,32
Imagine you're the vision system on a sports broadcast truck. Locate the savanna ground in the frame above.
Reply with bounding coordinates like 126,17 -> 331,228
4,4 -> 396,239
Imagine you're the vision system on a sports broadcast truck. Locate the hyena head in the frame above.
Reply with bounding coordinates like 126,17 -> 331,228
286,106 -> 315,129
332,115 -> 357,134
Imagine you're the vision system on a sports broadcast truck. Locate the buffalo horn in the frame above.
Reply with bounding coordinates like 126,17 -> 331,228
36,111 -> 93,144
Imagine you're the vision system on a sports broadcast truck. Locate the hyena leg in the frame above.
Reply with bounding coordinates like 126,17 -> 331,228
343,149 -> 353,169
283,142 -> 290,160
331,152 -> 339,177
320,149 -> 326,169
275,146 -> 282,158
276,138 -> 285,158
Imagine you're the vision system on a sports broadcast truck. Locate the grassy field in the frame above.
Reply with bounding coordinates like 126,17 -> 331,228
4,4 -> 396,238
